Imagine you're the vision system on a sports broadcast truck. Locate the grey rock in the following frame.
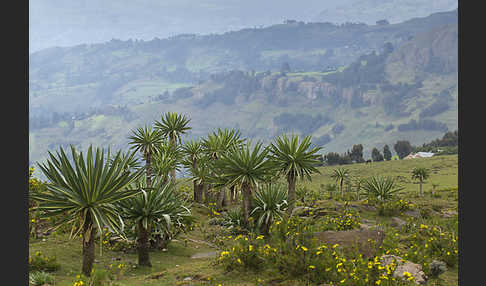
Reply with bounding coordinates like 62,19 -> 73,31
380,255 -> 427,285
390,217 -> 407,227
314,228 -> 385,258
404,209 -> 420,218
429,260 -> 447,276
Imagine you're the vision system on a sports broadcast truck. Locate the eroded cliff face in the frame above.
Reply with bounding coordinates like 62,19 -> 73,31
385,23 -> 457,83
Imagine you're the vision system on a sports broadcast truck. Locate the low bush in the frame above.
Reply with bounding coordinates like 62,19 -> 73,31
377,199 -> 416,217
29,271 -> 55,286
29,251 -> 60,272
217,217 -> 417,285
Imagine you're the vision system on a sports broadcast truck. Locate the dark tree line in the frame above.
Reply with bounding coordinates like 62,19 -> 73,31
397,118 -> 448,133
274,113 -> 333,136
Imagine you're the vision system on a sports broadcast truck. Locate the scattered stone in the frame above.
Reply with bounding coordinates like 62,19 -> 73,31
291,206 -> 313,216
183,277 -> 193,281
390,217 -> 407,227
403,210 -> 420,218
313,228 -> 385,258
190,251 -> 219,259
148,272 -> 166,279
359,223 -> 371,230
380,255 -> 427,285
429,260 -> 447,277
441,210 -> 458,218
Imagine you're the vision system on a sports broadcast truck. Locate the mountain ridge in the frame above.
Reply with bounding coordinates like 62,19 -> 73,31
28,10 -> 457,168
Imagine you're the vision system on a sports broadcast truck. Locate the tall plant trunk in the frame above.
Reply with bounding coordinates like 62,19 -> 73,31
340,180 -> 344,197
81,215 -> 97,276
145,153 -> 152,188
419,182 -> 423,197
217,188 -> 227,210
195,183 -> 204,203
137,222 -> 152,267
203,184 -> 210,205
242,183 -> 251,227
170,136 -> 177,185
229,185 -> 235,204
193,180 -> 198,202
287,173 -> 296,215
192,160 -> 201,203
170,169 -> 176,185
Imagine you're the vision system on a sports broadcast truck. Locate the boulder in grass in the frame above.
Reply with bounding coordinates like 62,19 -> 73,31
404,209 -> 420,218
380,255 -> 427,285
390,217 -> 407,227
313,228 -> 385,258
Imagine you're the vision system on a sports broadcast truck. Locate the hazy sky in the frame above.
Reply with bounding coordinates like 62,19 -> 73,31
29,0 -> 457,53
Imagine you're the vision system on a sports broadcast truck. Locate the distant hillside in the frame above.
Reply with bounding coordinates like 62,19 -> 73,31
313,0 -> 457,25
29,9 -> 457,115
29,0 -> 456,53
28,10 -> 457,168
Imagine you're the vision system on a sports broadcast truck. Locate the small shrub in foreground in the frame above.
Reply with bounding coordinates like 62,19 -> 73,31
29,251 -> 60,272
29,271 -> 55,286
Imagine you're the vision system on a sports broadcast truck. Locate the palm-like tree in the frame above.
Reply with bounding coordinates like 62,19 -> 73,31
117,177 -> 193,267
331,168 -> 350,198
250,183 -> 288,234
31,145 -> 143,276
352,176 -> 365,201
411,167 -> 430,197
128,125 -> 162,188
181,138 -> 204,202
154,112 -> 192,184
267,134 -> 322,215
108,149 -> 141,174
202,128 -> 245,209
151,146 -> 179,185
187,155 -> 213,204
361,176 -> 404,203
212,141 -> 275,226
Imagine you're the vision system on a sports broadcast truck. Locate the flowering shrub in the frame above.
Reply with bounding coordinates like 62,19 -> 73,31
29,167 -> 49,238
72,263 -> 129,286
101,230 -> 136,252
217,218 -> 416,285
403,222 -> 458,268
379,220 -> 458,278
319,209 -> 361,231
217,233 -> 266,271
29,251 -> 60,272
378,199 -> 416,216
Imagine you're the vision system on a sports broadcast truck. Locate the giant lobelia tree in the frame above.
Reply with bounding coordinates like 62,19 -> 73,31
212,141 -> 275,227
202,128 -> 245,209
181,138 -> 204,203
128,125 -> 162,188
117,177 -> 193,267
31,145 -> 143,276
267,134 -> 322,215
411,167 -> 430,197
331,168 -> 350,198
154,112 -> 191,185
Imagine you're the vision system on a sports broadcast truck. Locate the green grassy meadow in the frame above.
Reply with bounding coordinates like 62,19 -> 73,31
29,155 -> 458,285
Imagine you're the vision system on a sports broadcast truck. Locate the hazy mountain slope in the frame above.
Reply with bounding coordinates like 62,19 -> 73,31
29,10 -> 457,115
313,0 -> 457,25
29,0 -> 326,53
29,0 -> 456,53
28,11 -> 457,168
